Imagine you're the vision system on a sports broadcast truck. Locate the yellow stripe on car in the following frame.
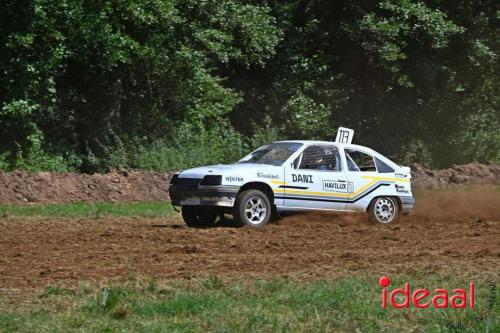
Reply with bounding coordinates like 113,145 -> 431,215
361,175 -> 410,183
274,180 -> 379,198
273,176 -> 408,199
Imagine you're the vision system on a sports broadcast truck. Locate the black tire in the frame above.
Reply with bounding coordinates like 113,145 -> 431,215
368,197 -> 399,224
234,189 -> 272,228
182,205 -> 218,228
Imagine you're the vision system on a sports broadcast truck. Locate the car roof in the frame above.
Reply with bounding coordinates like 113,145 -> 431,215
276,140 -> 370,151
275,140 -> 401,169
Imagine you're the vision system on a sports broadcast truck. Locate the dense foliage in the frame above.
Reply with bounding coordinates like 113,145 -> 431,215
0,0 -> 498,172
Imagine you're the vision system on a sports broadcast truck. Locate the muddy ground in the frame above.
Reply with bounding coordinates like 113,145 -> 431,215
1,187 -> 499,289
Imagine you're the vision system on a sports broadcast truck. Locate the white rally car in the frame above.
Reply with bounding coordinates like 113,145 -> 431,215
169,128 -> 414,227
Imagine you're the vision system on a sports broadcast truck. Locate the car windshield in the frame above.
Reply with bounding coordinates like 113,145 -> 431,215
238,142 -> 303,166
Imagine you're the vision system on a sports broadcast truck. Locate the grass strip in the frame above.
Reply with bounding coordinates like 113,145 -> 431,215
0,275 -> 497,332
0,202 -> 175,218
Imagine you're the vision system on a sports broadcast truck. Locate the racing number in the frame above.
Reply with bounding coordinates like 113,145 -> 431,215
338,130 -> 350,143
335,127 -> 354,144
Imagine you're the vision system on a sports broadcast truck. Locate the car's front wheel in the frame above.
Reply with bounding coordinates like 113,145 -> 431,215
234,189 -> 272,228
182,205 -> 218,228
368,197 -> 399,224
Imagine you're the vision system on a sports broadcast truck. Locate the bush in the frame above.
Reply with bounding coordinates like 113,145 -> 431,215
105,121 -> 282,172
281,92 -> 333,140
249,118 -> 280,149
449,111 -> 500,165
130,122 -> 249,171
0,130 -> 76,172
398,139 -> 433,167
0,119 -> 283,173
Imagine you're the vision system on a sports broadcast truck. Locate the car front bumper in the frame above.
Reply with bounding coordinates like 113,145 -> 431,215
399,196 -> 415,214
169,183 -> 240,207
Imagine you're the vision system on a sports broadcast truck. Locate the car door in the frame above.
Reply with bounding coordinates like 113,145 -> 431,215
283,144 -> 348,211
344,148 -> 389,210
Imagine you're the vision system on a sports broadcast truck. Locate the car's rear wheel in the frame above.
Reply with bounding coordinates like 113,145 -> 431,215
182,205 -> 218,228
234,189 -> 272,228
368,197 -> 399,224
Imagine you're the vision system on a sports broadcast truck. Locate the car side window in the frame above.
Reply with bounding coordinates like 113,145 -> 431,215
295,145 -> 341,171
375,157 -> 395,173
345,149 -> 376,172
346,154 -> 359,171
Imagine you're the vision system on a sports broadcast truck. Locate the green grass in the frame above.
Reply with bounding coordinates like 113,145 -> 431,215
0,276 -> 497,333
0,202 -> 176,218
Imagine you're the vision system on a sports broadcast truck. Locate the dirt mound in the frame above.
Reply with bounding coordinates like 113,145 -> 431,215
0,170 -> 172,204
411,162 -> 500,189
1,188 -> 499,289
0,162 -> 498,204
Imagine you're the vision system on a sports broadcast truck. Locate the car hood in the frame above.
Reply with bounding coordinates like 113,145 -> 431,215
179,163 -> 277,178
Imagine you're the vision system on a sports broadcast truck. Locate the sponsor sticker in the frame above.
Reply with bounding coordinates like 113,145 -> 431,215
225,176 -> 243,182
257,172 -> 279,179
292,174 -> 313,183
323,180 -> 353,193
395,184 -> 409,194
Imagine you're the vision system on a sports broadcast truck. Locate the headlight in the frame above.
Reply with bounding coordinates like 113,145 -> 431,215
200,175 -> 222,185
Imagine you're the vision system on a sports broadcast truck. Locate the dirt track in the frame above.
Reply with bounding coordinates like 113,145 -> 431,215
1,188 -> 499,289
